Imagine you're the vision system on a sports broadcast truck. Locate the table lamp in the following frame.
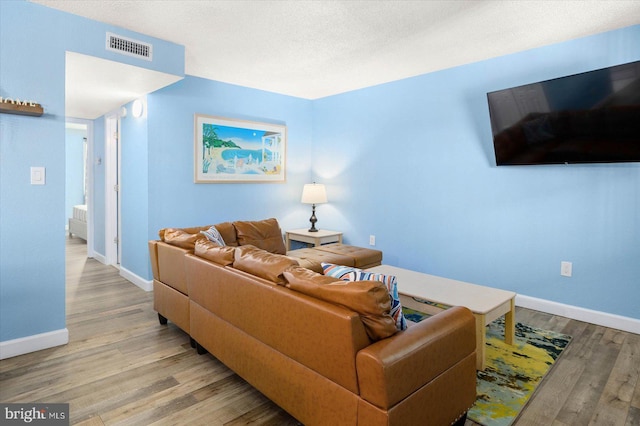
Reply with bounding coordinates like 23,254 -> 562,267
301,183 -> 327,232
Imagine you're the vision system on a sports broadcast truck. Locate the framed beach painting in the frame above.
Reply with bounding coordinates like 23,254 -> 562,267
194,114 -> 286,183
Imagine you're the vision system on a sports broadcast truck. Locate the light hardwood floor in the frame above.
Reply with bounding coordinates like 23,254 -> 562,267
0,237 -> 638,425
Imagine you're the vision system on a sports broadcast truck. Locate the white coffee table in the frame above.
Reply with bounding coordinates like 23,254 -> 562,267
367,265 -> 516,370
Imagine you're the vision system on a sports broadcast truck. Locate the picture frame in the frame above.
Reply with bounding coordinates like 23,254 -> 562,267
194,114 -> 286,183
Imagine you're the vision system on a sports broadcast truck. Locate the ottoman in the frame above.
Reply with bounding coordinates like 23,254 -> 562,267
287,243 -> 382,270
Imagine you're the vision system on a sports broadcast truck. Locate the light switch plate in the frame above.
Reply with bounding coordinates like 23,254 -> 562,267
31,167 -> 45,185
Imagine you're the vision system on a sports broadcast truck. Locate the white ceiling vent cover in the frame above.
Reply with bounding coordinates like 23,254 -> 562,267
106,32 -> 152,61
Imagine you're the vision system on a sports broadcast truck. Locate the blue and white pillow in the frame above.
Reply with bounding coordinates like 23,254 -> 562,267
200,225 -> 226,246
321,263 -> 358,281
322,263 -> 407,331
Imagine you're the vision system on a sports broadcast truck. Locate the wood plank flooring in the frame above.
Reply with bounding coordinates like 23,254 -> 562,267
1,237 -> 638,425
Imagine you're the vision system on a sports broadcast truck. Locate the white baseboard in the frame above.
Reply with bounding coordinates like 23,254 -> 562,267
91,252 -> 106,264
0,328 -> 69,360
516,294 -> 640,335
120,267 -> 153,292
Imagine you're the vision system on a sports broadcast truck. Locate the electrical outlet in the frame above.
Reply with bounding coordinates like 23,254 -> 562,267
369,235 -> 375,246
561,261 -> 572,277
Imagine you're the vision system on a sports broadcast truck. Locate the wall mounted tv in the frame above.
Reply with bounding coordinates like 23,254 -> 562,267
487,61 -> 640,166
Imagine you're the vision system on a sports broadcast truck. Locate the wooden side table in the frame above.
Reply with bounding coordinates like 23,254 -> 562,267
285,229 -> 343,251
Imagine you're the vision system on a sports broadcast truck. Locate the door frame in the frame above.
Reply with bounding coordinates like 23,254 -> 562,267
105,112 -> 122,267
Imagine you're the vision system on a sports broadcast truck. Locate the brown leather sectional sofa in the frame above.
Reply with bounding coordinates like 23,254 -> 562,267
148,218 -> 384,336
148,218 -> 477,425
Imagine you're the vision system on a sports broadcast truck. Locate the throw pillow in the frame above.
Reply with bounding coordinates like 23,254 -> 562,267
233,218 -> 287,254
322,263 -> 408,331
200,225 -> 226,246
213,222 -> 238,246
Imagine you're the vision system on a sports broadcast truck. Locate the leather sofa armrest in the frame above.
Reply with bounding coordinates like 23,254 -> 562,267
356,306 -> 476,409
148,240 -> 160,280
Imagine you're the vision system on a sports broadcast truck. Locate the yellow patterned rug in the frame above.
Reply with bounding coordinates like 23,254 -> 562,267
403,308 -> 572,426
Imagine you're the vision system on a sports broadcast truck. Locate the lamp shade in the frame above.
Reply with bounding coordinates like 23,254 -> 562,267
301,183 -> 327,204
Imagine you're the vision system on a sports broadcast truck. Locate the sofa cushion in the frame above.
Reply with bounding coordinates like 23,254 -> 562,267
285,255 -> 324,273
283,266 -> 397,341
200,225 -> 226,246
194,239 -> 235,266
234,218 -> 286,254
281,265 -> 339,286
234,245 -> 299,284
214,221 -> 238,246
287,247 -> 355,268
159,225 -> 212,241
322,263 -> 407,331
312,243 -> 382,268
161,228 -> 208,250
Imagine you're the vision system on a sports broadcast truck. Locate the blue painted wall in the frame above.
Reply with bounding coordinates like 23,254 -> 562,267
312,25 -> 640,320
143,77 -> 314,278
1,2 -> 67,342
112,77 -> 314,281
120,98 -> 150,278
0,0 -> 183,343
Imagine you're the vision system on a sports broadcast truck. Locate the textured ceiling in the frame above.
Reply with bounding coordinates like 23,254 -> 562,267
28,0 -> 640,117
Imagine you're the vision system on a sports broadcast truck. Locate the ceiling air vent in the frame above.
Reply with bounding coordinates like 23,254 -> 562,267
106,32 -> 152,61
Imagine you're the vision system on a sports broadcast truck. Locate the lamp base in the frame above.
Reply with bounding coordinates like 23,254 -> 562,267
308,204 -> 319,232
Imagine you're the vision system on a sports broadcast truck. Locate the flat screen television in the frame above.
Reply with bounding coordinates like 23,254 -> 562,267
487,61 -> 640,166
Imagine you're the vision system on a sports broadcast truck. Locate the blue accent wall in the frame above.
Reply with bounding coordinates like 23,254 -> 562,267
0,0 -> 183,343
1,1 -> 67,341
113,76 -> 314,280
312,25 -> 640,319
120,98 -> 150,278
143,77 -> 314,278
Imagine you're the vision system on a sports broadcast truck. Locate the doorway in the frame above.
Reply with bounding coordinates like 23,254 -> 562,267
65,119 -> 94,258
64,51 -> 182,269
